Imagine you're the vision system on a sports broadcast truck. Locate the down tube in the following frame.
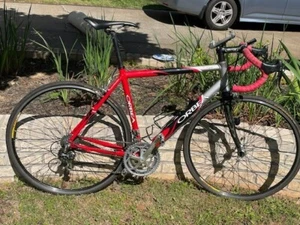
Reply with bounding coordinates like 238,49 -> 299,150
158,79 -> 222,143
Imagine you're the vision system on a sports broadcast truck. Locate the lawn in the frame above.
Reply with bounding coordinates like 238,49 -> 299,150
8,0 -> 162,9
1,178 -> 300,225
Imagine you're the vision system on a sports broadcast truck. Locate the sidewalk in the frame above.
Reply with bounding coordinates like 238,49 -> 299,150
2,2 -> 300,60
3,3 -> 182,60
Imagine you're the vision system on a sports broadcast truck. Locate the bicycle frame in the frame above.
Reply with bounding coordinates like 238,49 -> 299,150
68,63 -> 228,157
67,27 -> 268,159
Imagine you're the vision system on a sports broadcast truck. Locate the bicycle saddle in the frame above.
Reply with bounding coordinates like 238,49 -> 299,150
84,17 -> 139,30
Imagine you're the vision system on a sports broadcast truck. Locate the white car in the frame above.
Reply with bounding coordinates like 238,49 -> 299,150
159,0 -> 300,30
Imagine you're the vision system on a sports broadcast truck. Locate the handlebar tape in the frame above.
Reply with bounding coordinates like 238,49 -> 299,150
232,46 -> 268,93
242,46 -> 263,68
228,61 -> 252,72
232,73 -> 268,92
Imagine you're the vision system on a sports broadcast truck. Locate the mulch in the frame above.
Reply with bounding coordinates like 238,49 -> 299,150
0,58 -> 173,115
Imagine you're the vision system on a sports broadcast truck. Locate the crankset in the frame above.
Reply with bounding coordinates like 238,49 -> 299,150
123,142 -> 160,177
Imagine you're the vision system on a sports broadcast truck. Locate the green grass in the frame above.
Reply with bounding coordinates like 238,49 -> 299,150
8,0 -> 162,9
1,178 -> 300,224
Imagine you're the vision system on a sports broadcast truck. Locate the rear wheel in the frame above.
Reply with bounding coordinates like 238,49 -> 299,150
204,0 -> 238,30
6,81 -> 131,195
184,95 -> 300,200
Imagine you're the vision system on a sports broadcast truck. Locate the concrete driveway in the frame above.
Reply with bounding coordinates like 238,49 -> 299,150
1,3 -> 300,59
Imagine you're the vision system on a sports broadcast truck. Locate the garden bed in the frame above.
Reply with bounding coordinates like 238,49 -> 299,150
0,58 -> 172,115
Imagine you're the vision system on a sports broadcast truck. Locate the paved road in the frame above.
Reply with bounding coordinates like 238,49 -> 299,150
2,3 -> 300,59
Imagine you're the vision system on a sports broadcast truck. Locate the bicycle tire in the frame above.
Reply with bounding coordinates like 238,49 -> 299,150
6,81 -> 131,195
183,95 -> 300,200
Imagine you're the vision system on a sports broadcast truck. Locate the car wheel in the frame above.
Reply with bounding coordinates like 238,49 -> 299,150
204,0 -> 238,30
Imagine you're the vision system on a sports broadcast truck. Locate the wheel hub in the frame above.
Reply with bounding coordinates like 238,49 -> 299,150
58,135 -> 76,169
212,2 -> 232,26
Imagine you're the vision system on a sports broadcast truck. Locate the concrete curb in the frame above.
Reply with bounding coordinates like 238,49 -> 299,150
1,114 -> 300,198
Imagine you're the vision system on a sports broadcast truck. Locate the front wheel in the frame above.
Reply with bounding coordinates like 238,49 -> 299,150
184,95 -> 300,200
204,0 -> 238,30
6,81 -> 131,195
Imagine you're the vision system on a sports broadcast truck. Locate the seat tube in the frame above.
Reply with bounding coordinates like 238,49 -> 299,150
120,70 -> 141,140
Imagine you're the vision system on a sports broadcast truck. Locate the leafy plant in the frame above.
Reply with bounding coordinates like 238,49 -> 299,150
172,24 -> 217,94
0,3 -> 31,77
83,29 -> 113,88
33,29 -> 78,81
275,41 -> 300,121
151,22 -> 218,110
32,30 -> 79,104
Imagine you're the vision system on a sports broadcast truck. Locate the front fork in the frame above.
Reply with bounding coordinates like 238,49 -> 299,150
222,92 -> 246,157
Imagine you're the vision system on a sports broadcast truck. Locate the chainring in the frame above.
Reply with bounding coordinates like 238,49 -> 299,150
123,142 -> 160,177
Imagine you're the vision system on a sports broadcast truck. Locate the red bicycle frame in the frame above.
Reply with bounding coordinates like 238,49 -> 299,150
67,27 -> 271,159
67,65 -> 220,157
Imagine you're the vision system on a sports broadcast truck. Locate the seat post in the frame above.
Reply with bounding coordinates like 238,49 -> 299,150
109,31 -> 124,69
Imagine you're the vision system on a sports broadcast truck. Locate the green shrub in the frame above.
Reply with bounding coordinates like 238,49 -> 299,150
275,41 -> 300,121
152,25 -> 218,109
156,24 -> 296,120
0,4 -> 31,77
33,29 -> 78,81
32,30 -> 79,104
83,29 -> 113,88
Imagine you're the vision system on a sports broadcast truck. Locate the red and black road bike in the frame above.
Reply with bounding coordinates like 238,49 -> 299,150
6,17 -> 300,200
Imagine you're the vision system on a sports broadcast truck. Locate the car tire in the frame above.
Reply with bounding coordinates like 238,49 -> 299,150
204,0 -> 238,30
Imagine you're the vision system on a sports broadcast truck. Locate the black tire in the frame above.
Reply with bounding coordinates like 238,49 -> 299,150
204,0 -> 238,30
6,81 -> 131,195
183,95 -> 300,200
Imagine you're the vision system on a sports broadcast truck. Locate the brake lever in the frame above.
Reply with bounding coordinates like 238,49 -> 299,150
251,45 -> 269,60
260,45 -> 269,61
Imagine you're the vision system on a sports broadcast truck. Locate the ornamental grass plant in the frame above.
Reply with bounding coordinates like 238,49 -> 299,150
0,3 -> 31,77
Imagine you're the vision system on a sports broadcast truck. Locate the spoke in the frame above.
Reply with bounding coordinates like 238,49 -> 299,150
221,17 -> 227,24
212,14 -> 222,24
212,6 -> 220,14
224,9 -> 233,17
221,16 -> 231,25
221,2 -> 227,10
9,84 -> 129,193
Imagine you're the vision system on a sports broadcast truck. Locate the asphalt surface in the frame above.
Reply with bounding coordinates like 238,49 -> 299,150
2,2 -> 300,60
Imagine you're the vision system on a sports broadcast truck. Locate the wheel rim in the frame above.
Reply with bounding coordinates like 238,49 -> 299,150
210,1 -> 233,27
185,97 -> 300,199
8,84 -> 129,194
